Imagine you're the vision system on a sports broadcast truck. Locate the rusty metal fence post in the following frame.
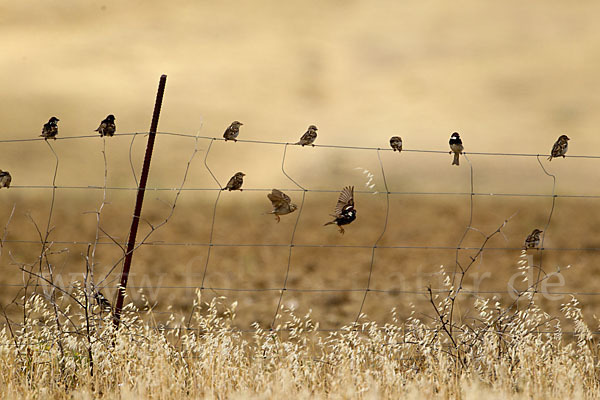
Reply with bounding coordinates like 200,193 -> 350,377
113,74 -> 167,330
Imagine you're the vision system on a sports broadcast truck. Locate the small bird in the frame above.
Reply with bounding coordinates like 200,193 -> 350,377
389,136 -> 402,152
449,132 -> 464,166
267,189 -> 297,222
223,172 -> 245,191
295,125 -> 318,146
548,135 -> 570,161
0,170 -> 11,189
223,121 -> 243,141
93,291 -> 112,312
95,114 -> 116,137
324,186 -> 356,234
523,229 -> 543,250
40,117 -> 59,140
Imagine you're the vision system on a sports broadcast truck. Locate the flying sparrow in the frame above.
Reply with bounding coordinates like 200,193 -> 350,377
223,172 -> 245,191
40,117 -> 59,140
548,134 -> 570,161
523,228 -> 543,250
449,132 -> 463,166
324,186 -> 356,234
94,290 -> 112,312
223,121 -> 243,141
267,189 -> 297,222
0,170 -> 11,189
389,136 -> 402,152
95,114 -> 116,137
295,125 -> 318,146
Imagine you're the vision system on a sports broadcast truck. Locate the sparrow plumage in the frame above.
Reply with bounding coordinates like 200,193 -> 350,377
95,114 -> 116,137
223,172 -> 245,191
548,135 -> 570,161
0,170 -> 11,189
523,229 -> 543,250
40,117 -> 59,140
94,291 -> 112,312
390,136 -> 402,152
324,186 -> 356,234
223,121 -> 243,141
295,125 -> 318,146
449,132 -> 463,166
267,189 -> 297,222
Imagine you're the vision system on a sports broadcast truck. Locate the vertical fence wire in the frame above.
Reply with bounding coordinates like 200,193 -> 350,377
448,153 -> 474,333
270,144 -> 307,329
533,154 -> 557,297
353,149 -> 390,327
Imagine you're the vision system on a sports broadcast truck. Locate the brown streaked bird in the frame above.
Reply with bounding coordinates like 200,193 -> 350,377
223,121 -> 243,141
0,170 -> 11,189
295,125 -> 318,146
94,291 -> 112,312
267,189 -> 297,222
223,172 -> 245,191
548,134 -> 570,161
523,229 -> 543,250
324,186 -> 356,235
449,132 -> 463,166
389,136 -> 402,152
95,114 -> 116,137
40,117 -> 59,140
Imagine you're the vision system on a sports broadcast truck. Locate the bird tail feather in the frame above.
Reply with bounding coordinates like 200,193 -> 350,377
452,152 -> 460,166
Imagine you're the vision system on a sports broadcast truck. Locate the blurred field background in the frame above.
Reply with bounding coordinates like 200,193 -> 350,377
1,0 -> 600,331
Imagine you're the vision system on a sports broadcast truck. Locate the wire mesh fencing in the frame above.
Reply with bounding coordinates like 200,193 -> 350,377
0,130 -> 598,334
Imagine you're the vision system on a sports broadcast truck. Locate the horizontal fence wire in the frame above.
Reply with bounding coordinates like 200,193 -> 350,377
2,282 -> 600,297
2,240 -> 600,252
0,130 -> 597,159
0,130 -> 598,335
8,186 -> 600,199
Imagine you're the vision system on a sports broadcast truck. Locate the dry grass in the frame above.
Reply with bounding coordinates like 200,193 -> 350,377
1,287 -> 598,399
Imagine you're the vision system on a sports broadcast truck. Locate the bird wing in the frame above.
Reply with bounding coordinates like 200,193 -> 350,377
268,189 -> 290,206
300,130 -> 312,140
225,176 -> 236,188
334,186 -> 354,216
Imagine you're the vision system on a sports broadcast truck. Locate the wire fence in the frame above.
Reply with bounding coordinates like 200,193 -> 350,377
0,130 -> 598,334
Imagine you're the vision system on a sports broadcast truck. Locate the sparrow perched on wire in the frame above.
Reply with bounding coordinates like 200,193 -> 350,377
547,135 -> 570,161
223,121 -> 243,141
449,132 -> 464,166
0,170 -> 11,189
40,117 -> 59,140
295,125 -> 318,146
523,229 -> 543,250
95,114 -> 116,137
389,136 -> 402,152
93,291 -> 112,312
324,186 -> 356,234
223,172 -> 245,191
266,189 -> 297,222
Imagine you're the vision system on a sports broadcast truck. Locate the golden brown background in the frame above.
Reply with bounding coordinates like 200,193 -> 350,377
1,1 -> 600,330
